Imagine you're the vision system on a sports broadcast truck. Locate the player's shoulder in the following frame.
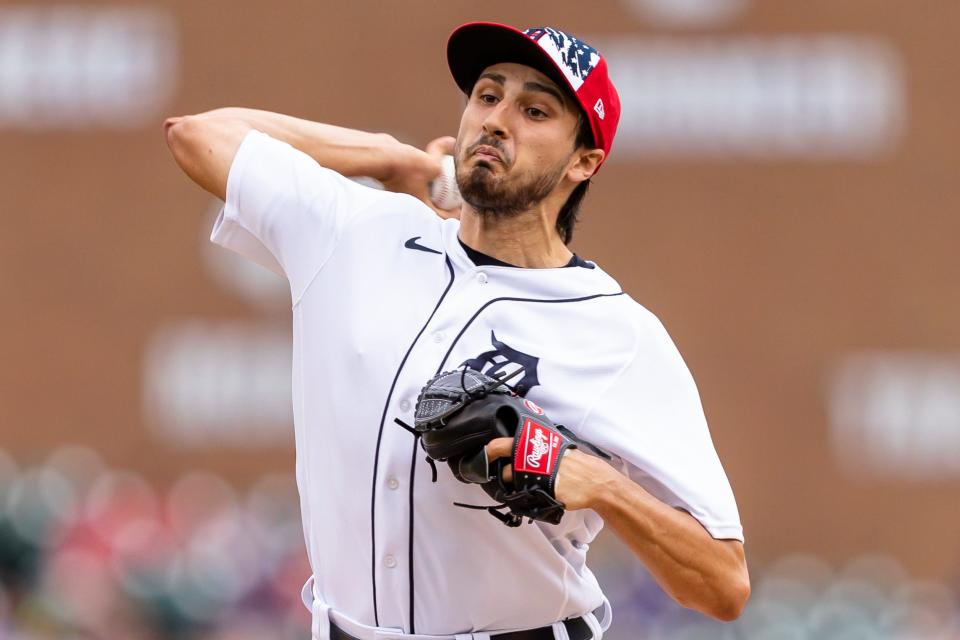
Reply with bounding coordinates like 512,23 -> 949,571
620,294 -> 666,329
560,262 -> 668,346
584,281 -> 675,347
563,257 -> 624,295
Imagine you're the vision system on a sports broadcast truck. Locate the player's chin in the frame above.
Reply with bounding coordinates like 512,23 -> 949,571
473,164 -> 514,190
471,159 -> 501,173
471,152 -> 511,170
466,164 -> 500,186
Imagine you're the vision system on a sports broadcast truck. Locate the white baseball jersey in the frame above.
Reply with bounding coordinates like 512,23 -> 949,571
210,130 -> 743,638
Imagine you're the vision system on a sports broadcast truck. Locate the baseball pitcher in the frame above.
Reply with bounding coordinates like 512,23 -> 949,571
164,21 -> 749,640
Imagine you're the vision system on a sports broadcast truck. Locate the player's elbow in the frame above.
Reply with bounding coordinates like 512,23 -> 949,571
163,115 -> 181,139
675,565 -> 750,622
163,116 -> 214,191
162,114 -> 242,200
709,572 -> 751,622
163,115 -> 202,159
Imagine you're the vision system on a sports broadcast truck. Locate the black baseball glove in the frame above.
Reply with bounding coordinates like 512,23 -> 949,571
410,367 -> 608,527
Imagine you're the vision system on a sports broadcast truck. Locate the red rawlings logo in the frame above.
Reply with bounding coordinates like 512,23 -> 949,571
514,418 -> 562,476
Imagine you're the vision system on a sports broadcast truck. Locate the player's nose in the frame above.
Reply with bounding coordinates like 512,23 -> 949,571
481,100 -> 510,141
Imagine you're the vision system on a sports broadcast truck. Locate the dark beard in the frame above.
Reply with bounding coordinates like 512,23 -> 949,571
456,153 -> 567,219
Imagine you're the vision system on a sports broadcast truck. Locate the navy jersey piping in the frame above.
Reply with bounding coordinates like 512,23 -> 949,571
405,289 -> 625,632
370,255 -> 455,627
438,291 -> 626,371
406,431 -> 419,632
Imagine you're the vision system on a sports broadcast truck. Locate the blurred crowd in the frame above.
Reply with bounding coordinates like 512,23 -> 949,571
1,446 -> 958,640
601,550 -> 960,639
0,446 -> 309,639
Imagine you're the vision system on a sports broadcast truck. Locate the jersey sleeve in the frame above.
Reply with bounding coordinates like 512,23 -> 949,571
209,129 -> 382,300
576,309 -> 744,541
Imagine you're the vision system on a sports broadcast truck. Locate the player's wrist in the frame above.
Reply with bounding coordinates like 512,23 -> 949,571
582,459 -> 629,513
555,449 -> 620,512
381,142 -> 440,196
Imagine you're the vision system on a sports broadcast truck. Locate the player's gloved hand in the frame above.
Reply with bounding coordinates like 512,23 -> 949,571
475,405 -> 579,525
413,367 -> 608,527
413,368 -> 522,483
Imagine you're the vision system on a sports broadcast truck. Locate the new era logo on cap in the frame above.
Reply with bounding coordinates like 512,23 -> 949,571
594,98 -> 605,120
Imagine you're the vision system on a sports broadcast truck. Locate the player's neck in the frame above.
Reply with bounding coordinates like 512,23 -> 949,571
458,204 -> 572,269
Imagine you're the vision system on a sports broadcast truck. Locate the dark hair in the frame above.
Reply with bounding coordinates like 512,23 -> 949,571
556,114 -> 595,245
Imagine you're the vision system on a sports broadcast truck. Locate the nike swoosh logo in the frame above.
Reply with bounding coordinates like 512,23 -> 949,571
404,236 -> 442,255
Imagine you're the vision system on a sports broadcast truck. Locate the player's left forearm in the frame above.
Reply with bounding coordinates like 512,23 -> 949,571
581,456 -> 750,621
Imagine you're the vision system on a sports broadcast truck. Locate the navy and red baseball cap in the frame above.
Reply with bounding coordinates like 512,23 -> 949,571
447,22 -> 621,169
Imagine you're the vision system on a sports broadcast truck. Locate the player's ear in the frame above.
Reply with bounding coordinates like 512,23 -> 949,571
566,147 -> 605,184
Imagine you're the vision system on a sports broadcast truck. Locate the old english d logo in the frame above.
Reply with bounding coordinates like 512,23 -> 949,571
461,330 -> 540,397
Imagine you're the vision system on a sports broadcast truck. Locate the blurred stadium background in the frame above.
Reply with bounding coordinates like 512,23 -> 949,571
1,1 -> 958,638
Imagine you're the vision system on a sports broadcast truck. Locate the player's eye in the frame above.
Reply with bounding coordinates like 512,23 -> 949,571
479,93 -> 499,105
526,107 -> 547,119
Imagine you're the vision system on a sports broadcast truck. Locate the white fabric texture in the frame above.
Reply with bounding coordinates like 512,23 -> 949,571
574,308 -> 744,540
211,130 -> 743,636
213,128 -> 400,301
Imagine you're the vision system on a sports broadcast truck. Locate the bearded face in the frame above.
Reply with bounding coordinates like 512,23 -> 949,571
454,133 -> 569,219
453,63 -> 585,221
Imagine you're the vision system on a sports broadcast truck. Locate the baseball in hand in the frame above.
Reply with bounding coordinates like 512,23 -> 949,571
429,155 -> 462,211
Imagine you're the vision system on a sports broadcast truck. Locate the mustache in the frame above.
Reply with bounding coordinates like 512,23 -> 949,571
466,136 -> 510,164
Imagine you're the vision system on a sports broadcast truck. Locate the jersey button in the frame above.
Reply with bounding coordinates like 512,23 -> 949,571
387,477 -> 399,490
384,554 -> 397,568
399,399 -> 411,412
432,331 -> 446,343
476,272 -> 488,285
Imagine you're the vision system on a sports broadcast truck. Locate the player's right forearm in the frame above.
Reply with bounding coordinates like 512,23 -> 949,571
189,107 -> 413,184
164,107 -> 439,204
